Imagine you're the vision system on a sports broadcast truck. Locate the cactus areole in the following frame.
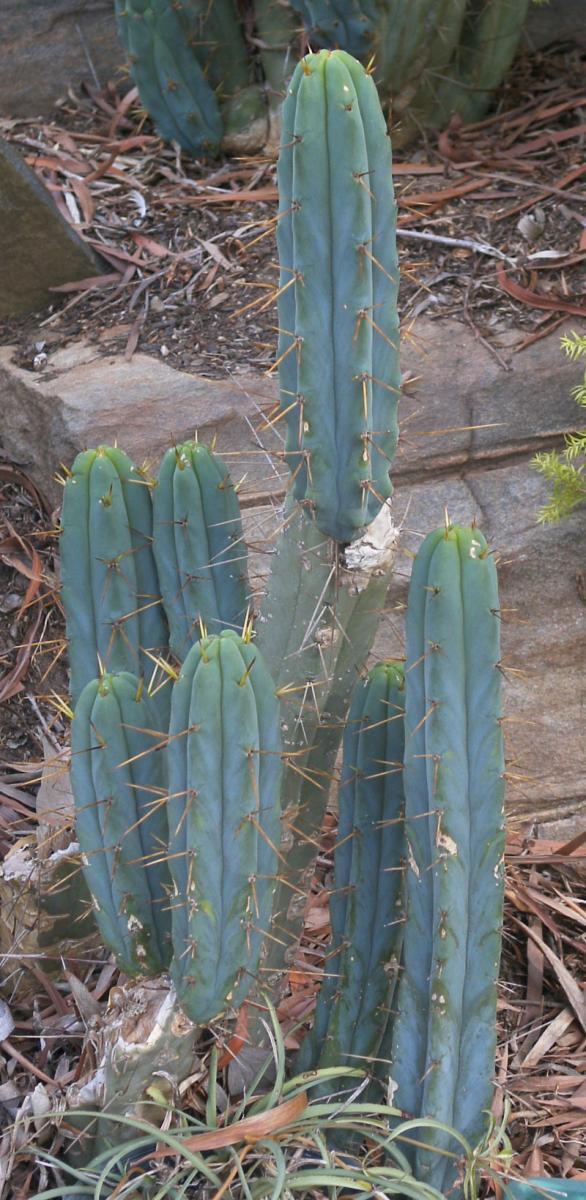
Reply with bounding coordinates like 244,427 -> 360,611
277,50 -> 400,544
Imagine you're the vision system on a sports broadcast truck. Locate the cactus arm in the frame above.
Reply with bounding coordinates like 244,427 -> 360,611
389,528 -> 445,1124
171,0 -> 267,151
168,631 -> 282,1023
61,447 -> 168,712
433,0 -> 530,126
277,50 -> 399,543
153,443 -> 249,660
504,1182 -> 586,1200
115,0 -> 223,157
254,0 -> 300,153
390,526 -> 504,1195
299,663 -> 405,1076
451,530 -> 505,1145
71,673 -> 171,976
291,0 -> 375,57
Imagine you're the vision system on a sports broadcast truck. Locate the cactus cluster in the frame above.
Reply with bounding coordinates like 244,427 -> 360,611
113,0 -> 532,157
60,49 -> 510,1196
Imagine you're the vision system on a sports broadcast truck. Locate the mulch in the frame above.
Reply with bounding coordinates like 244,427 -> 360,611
0,34 -> 585,1200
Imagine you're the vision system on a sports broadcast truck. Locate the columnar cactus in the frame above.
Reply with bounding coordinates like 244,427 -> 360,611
60,44 -> 511,1185
166,629 -> 282,1023
388,524 -> 505,1194
153,441 -> 249,661
115,0 -> 223,156
297,661 -> 405,1078
113,1 -> 533,158
166,0 -> 268,150
276,49 -> 400,543
60,446 -> 168,711
71,672 -> 171,977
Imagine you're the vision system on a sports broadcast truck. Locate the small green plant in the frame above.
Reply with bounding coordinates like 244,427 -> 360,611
532,332 -> 586,524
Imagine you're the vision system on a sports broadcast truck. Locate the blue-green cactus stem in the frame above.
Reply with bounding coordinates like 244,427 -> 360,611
71,672 -> 171,976
390,524 -> 504,1196
167,629 -> 282,1024
60,446 -> 169,715
152,442 -> 249,662
254,0 -> 300,151
291,0 -> 376,58
172,0 -> 267,149
297,661 -> 405,1076
433,0 -> 530,126
115,0 -> 223,157
277,49 -> 400,543
255,502 -> 396,996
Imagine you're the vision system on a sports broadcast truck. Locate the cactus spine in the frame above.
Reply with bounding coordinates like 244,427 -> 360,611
60,446 -> 168,713
71,672 -> 171,977
167,630 -> 282,1023
297,661 -> 405,1078
389,524 -> 505,1195
153,442 -> 249,661
276,49 -> 400,543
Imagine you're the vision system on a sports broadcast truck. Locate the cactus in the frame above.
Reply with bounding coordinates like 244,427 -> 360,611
71,671 -> 172,977
388,524 -> 504,1195
56,44 -> 512,1184
296,661 -> 405,1078
60,446 -> 169,716
391,0 -> 529,142
276,49 -> 400,543
152,441 -> 249,661
171,0 -> 268,151
167,629 -> 282,1023
254,0 -> 300,152
115,0 -> 223,156
255,502 -> 397,995
290,0 -> 376,57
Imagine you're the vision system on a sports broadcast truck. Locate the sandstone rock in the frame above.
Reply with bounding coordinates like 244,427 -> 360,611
0,138 -> 105,317
1,1 -> 124,119
0,317 -> 581,503
0,342 -> 282,507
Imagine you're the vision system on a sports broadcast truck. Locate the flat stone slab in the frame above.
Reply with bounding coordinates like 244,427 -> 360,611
0,342 -> 282,507
0,138 -> 104,316
0,317 -> 581,503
